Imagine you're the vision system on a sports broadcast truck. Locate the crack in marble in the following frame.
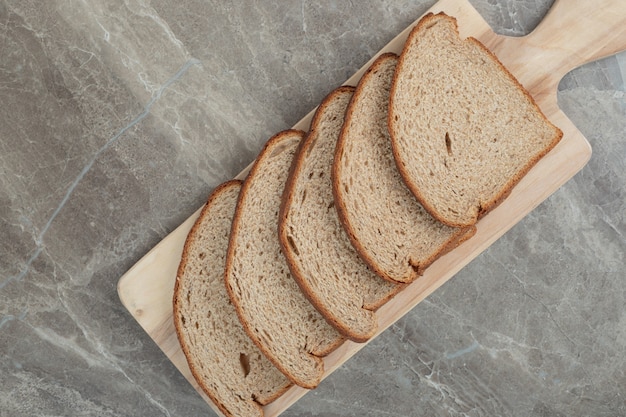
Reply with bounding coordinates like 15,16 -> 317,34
0,309 -> 28,330
486,253 -> 579,348
311,396 -> 408,417
419,298 -> 540,356
445,340 -> 481,360
19,324 -> 171,417
21,284 -> 174,416
599,215 -> 626,247
95,19 -> 111,42
132,1 -> 185,51
408,350 -> 516,416
0,58 -> 201,292
30,324 -> 106,369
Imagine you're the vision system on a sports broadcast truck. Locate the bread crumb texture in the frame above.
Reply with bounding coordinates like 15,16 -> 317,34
389,13 -> 562,227
281,86 -> 401,343
225,131 -> 343,389
174,181 -> 290,417
336,53 -> 471,283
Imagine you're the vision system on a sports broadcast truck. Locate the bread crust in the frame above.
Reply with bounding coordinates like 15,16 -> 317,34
174,182 -> 245,417
173,180 -> 292,417
388,12 -> 563,228
333,54 -> 397,282
279,86 -> 402,343
224,129 -> 344,389
281,89 -> 363,340
334,52 -> 476,283
465,37 -> 563,222
173,11 -> 563,409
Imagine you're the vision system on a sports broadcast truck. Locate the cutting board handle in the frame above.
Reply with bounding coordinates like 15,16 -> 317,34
525,0 -> 626,77
495,0 -> 626,102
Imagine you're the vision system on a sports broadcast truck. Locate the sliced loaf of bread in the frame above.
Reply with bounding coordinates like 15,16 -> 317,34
279,86 -> 403,342
388,12 -> 563,227
173,180 -> 291,417
225,130 -> 344,389
334,53 -> 475,284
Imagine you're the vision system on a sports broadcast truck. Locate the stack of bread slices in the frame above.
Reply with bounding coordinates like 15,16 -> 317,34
173,12 -> 562,417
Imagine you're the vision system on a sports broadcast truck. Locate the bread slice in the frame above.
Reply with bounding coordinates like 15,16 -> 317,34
279,86 -> 403,343
173,180 -> 291,417
388,12 -> 563,227
225,130 -> 344,389
334,54 -> 475,284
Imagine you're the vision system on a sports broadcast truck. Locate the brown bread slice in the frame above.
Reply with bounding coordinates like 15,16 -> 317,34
388,12 -> 563,227
279,86 -> 403,343
173,180 -> 291,417
334,54 -> 475,284
225,130 -> 344,389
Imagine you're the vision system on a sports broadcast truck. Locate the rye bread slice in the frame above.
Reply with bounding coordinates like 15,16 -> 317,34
388,12 -> 563,227
279,86 -> 403,342
334,53 -> 475,284
173,180 -> 291,417
225,130 -> 344,389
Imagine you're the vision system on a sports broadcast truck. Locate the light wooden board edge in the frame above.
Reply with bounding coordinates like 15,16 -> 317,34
117,0 -> 594,415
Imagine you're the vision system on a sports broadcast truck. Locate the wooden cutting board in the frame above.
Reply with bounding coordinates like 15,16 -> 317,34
117,0 -> 626,415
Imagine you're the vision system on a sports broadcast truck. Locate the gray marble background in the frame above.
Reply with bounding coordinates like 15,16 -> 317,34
1,1 -> 625,416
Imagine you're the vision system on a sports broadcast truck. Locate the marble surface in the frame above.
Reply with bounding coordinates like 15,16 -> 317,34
1,0 -> 625,416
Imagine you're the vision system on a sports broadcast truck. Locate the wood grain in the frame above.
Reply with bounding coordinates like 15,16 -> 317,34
118,0 -> 625,415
